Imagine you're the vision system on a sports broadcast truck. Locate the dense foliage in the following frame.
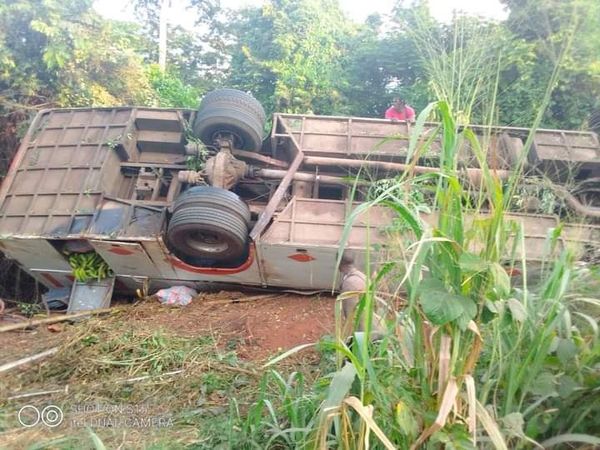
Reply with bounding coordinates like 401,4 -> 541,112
2,0 -> 598,147
217,103 -> 600,450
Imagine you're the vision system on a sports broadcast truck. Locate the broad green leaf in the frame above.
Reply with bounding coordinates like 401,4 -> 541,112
529,371 -> 557,397
381,199 -> 423,239
558,375 -> 579,398
556,338 -> 577,366
484,298 -> 501,314
456,295 -> 478,330
430,429 -> 476,450
459,252 -> 488,272
501,412 -> 525,438
490,263 -> 511,297
458,295 -> 477,319
501,412 -> 543,448
406,101 -> 441,163
395,400 -> 419,441
419,278 -> 465,325
506,298 -> 527,322
322,362 -> 357,411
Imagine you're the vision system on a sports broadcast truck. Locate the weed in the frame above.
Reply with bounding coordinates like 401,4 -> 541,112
183,120 -> 209,171
237,98 -> 600,449
0,313 -> 261,449
17,301 -> 41,317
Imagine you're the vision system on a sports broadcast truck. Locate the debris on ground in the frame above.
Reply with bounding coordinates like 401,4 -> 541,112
46,323 -> 63,333
1,292 -> 334,364
154,285 -> 198,306
0,308 -> 113,333
42,288 -> 70,311
0,347 -> 58,374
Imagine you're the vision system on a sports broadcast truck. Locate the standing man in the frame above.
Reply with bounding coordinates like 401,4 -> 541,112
338,250 -> 386,341
385,97 -> 416,122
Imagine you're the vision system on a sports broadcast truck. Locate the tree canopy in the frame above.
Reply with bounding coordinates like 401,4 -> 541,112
1,0 -> 598,165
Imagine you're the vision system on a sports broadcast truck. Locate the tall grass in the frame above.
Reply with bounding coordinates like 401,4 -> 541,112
227,8 -> 600,449
227,100 -> 600,449
235,103 -> 597,448
329,101 -> 521,448
406,13 -> 504,125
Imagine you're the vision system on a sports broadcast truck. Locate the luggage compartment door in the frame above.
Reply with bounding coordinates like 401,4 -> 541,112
90,240 -> 161,278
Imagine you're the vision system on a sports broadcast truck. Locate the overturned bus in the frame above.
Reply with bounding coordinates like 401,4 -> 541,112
0,89 -> 599,306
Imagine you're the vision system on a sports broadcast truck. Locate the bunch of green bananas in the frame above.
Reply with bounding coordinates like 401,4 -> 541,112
69,252 -> 114,283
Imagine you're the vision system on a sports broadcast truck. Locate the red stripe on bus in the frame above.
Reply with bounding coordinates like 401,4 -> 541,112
41,273 -> 63,288
167,245 -> 255,275
108,246 -> 135,255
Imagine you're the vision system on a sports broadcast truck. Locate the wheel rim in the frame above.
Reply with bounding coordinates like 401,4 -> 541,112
188,231 -> 229,254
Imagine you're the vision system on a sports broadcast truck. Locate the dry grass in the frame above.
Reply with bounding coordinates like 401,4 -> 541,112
0,310 -> 268,449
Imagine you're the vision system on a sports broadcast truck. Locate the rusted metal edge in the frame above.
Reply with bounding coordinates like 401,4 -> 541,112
302,156 -> 511,182
277,113 -> 600,136
250,120 -> 305,241
120,162 -> 187,170
232,148 -> 288,168
27,106 -> 192,114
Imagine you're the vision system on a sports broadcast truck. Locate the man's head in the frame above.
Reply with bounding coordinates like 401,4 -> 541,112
392,97 -> 406,112
339,250 -> 356,274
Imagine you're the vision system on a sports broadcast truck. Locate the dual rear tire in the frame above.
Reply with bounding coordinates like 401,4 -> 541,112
167,89 -> 264,265
192,88 -> 266,151
167,186 -> 251,264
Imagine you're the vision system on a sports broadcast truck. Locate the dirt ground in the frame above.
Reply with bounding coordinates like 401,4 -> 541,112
0,292 -> 337,449
0,291 -> 336,365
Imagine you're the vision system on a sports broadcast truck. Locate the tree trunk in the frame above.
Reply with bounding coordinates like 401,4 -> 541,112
158,0 -> 169,70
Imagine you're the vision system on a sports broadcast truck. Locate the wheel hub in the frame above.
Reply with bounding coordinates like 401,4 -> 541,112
188,231 -> 229,254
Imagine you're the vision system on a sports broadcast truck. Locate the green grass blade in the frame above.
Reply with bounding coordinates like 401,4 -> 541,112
540,434 -> 600,448
262,343 -> 316,368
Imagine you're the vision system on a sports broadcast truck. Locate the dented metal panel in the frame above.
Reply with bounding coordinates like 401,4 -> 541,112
28,269 -> 75,289
263,198 -> 600,264
279,114 -> 427,158
164,252 -> 264,286
0,239 -> 74,289
142,239 -> 264,285
258,244 -> 338,289
262,197 -> 393,247
90,240 -> 161,278
532,130 -> 600,163
0,108 -> 136,237
67,277 -> 115,312
277,114 -> 600,172
89,200 -> 165,238
0,107 -> 189,238
0,239 -> 71,271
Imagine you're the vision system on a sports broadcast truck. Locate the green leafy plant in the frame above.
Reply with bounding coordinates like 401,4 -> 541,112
236,97 -> 600,449
17,302 -> 41,318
